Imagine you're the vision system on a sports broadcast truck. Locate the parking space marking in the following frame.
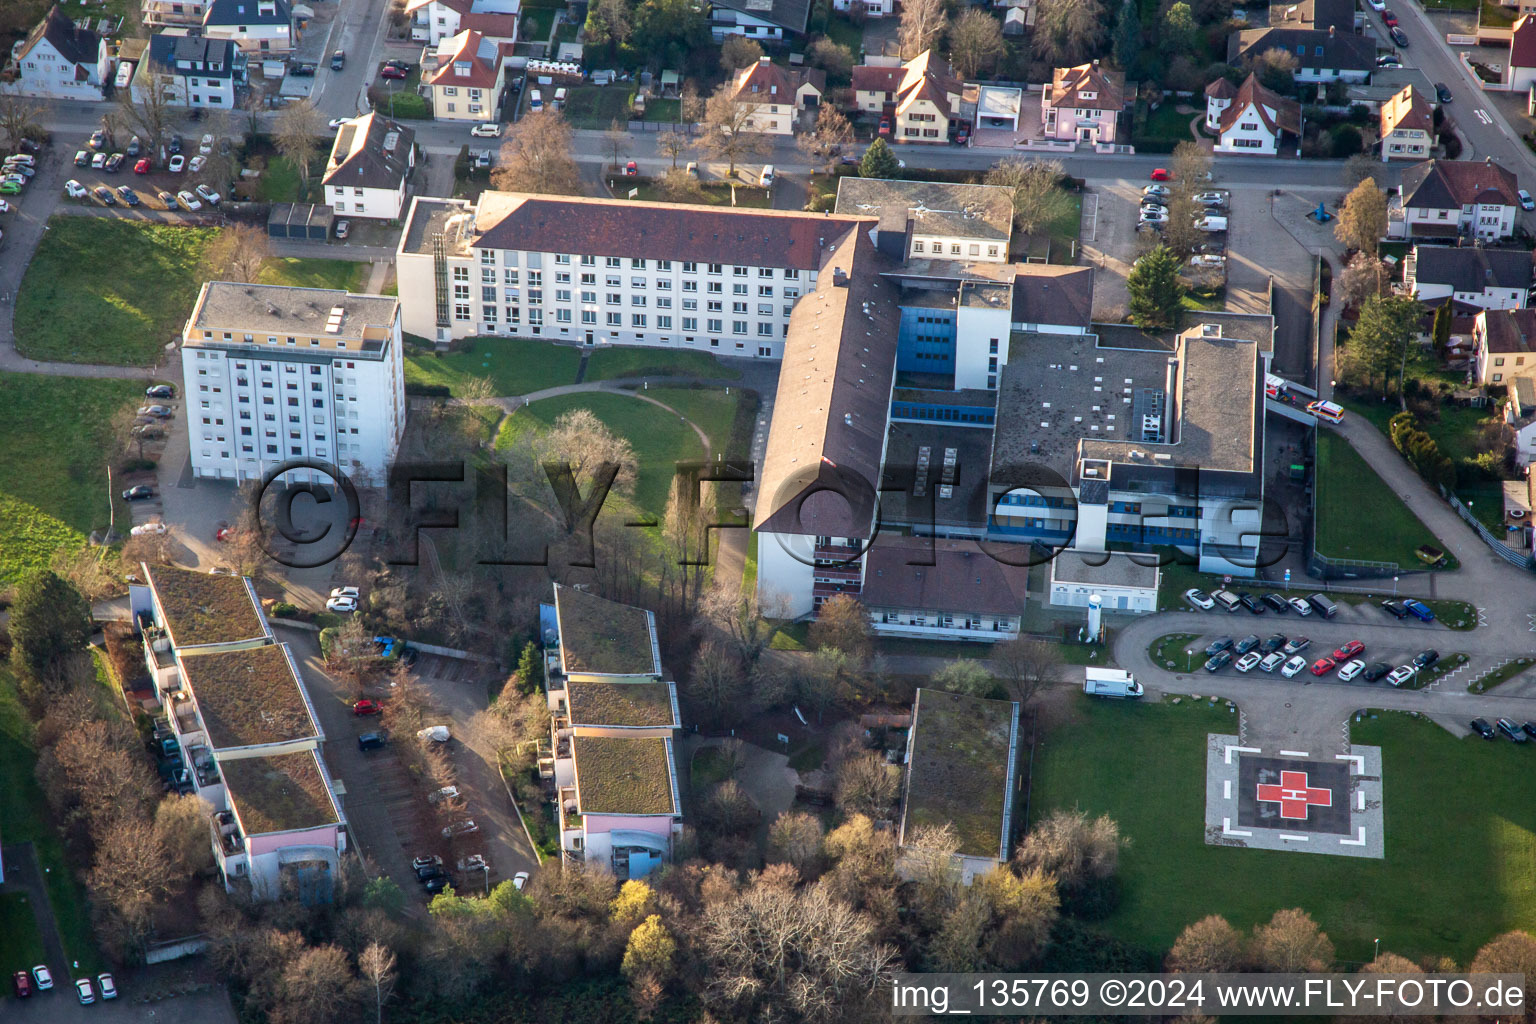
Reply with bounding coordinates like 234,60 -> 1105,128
1081,192 -> 1099,243
1475,109 -> 1493,125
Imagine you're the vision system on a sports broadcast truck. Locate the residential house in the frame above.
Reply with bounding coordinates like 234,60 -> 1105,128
142,0 -> 210,29
1041,61 -> 1125,145
1505,380 -> 1536,466
396,191 -> 858,351
423,29 -> 509,122
405,0 -> 520,46
1209,73 -> 1302,155
860,538 -> 1031,640
137,32 -> 247,109
201,0 -> 294,56
179,281 -> 406,483
322,111 -> 416,219
1405,245 -> 1533,311
1204,77 -> 1237,130
1,6 -> 106,101
1048,551 -> 1160,612
709,0 -> 812,42
1509,15 -> 1536,91
898,688 -> 1021,884
833,0 -> 892,16
1473,307 -> 1536,386
130,564 -> 345,900
1228,26 -> 1375,83
544,585 -> 682,878
726,56 -> 823,134
1391,158 -> 1521,241
1379,85 -> 1434,162
851,50 -> 963,143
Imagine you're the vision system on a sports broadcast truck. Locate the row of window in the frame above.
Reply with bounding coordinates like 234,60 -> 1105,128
481,251 -> 803,280
912,240 -> 1001,257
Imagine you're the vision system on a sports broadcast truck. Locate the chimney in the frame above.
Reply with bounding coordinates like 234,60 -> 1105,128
833,267 -> 850,287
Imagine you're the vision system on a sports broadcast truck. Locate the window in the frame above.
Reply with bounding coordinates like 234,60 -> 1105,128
707,318 -> 723,332
581,309 -> 596,324
683,317 -> 697,330
631,277 -> 646,289
482,305 -> 497,323
454,303 -> 470,320
708,263 -> 722,274
555,254 -> 571,264
452,266 -> 468,281
683,280 -> 697,292
606,256 -> 621,268
708,282 -> 722,294
657,315 -> 672,329
683,261 -> 697,273
607,293 -> 622,305
631,295 -> 646,306
758,322 -> 774,336
914,241 -> 925,253
556,309 -> 572,323
632,314 -> 647,328
657,260 -> 672,271
733,283 -> 747,296
607,312 -> 622,326
733,320 -> 748,335
631,258 -> 646,269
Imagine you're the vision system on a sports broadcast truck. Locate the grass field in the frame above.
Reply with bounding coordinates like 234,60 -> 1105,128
405,338 -> 582,396
561,86 -> 635,129
495,391 -> 705,517
644,388 -> 743,458
1031,697 -> 1536,963
256,257 -> 368,292
629,182 -> 772,208
0,373 -> 143,584
0,892 -> 46,972
0,671 -> 104,974
1315,431 -> 1441,567
583,348 -> 739,383
15,218 -> 220,365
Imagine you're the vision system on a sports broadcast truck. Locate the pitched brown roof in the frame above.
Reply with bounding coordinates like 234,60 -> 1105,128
1380,85 -> 1432,137
426,29 -> 501,89
1402,158 -> 1520,210
1513,14 -> 1536,69
853,50 -> 960,113
1479,308 -> 1536,354
1205,77 -> 1238,100
1049,61 -> 1125,112
861,537 -> 1030,616
322,111 -> 414,192
852,63 -> 904,95
1011,264 -> 1094,328
471,192 -> 869,271
754,229 -> 899,539
730,56 -> 824,103
1217,73 -> 1301,136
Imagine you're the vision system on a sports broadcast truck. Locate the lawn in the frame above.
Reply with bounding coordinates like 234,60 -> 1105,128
257,154 -> 304,202
643,99 -> 682,123
1149,632 -> 1201,673
16,218 -> 221,365
0,671 -> 105,974
256,257 -> 368,292
1315,431 -> 1442,567
825,14 -> 865,55
405,337 -> 582,396
0,892 -> 45,973
584,348 -> 738,383
630,182 -> 771,208
521,7 -> 555,41
645,388 -> 743,458
1482,0 -> 1518,25
1182,285 -> 1226,312
1031,697 -> 1536,963
0,373 -> 143,584
496,391 -> 705,517
562,86 -> 636,129
1135,101 -> 1194,152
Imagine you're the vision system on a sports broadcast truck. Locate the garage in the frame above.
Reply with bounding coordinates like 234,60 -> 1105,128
267,202 -> 334,240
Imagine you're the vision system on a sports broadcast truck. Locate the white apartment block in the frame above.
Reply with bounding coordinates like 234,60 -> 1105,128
181,282 -> 405,483
396,193 -> 866,355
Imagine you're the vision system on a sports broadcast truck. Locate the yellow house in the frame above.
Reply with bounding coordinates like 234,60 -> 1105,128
851,50 -> 963,143
1379,85 -> 1433,163
424,28 -> 508,122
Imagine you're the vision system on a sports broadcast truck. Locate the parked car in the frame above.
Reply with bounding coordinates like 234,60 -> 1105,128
1259,633 -> 1287,654
74,149 -> 89,166
1184,588 -> 1214,610
1435,82 -> 1452,103
116,185 -> 140,206
1470,718 -> 1496,740
33,965 -> 53,991
1380,599 -> 1408,619
1262,593 -> 1290,613
412,855 -> 442,871
1496,718 -> 1527,742
1238,592 -> 1265,614
1190,254 -> 1226,268
130,522 -> 167,536
1387,665 -> 1416,687
1524,721 -> 1536,739
195,183 -> 221,204
146,384 -> 175,398
133,158 -> 150,174
423,875 -> 449,895
331,49 -> 346,69
327,595 -> 358,613
442,819 -> 480,839
470,122 -> 503,138
168,133 -> 183,154
1281,655 -> 1307,678
1362,662 -> 1392,682
1367,0 -> 1384,9
1235,652 -> 1263,673
199,133 -> 214,154
96,974 -> 116,1000
1288,596 -> 1312,615
1204,650 -> 1233,672
380,63 -> 409,79
92,185 -> 116,205
429,786 -> 461,804
104,152 -> 125,172
1337,659 -> 1365,681
353,699 -> 382,716
1402,598 -> 1435,622
1234,633 -> 1261,654
1193,191 -> 1226,206
513,871 -> 530,890
1258,652 -> 1286,673
1521,189 -> 1536,211
75,978 -> 94,1005
177,190 -> 202,210
1390,25 -> 1409,46
1310,656 -> 1337,676
1376,54 -> 1402,68
1333,640 -> 1366,661
1150,168 -> 1171,181
122,484 -> 155,501
415,863 -> 445,883
1143,183 -> 1170,198
1139,208 -> 1169,225
878,116 -> 892,136
358,731 -> 385,751
335,219 -> 350,239
138,404 -> 172,417
331,586 -> 360,599
1204,636 -> 1234,656
1282,636 -> 1311,655
622,160 -> 638,176
1412,649 -> 1440,668
158,190 -> 179,209
1383,8 -> 1398,25
14,970 -> 31,997
64,179 -> 87,198
169,154 -> 185,172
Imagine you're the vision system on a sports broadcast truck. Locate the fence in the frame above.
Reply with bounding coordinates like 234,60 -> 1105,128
627,120 -> 697,134
1440,485 -> 1536,569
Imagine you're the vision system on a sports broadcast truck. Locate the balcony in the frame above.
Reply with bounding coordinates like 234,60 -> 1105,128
188,744 -> 220,788
212,809 -> 244,855
559,786 -> 582,831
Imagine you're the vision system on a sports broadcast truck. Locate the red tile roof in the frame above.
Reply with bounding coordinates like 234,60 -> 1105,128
1217,73 -> 1301,136
730,56 -> 824,103
1513,14 -> 1536,69
1380,85 -> 1432,137
426,29 -> 501,89
1048,61 -> 1125,112
1205,77 -> 1237,100
1478,308 -> 1536,354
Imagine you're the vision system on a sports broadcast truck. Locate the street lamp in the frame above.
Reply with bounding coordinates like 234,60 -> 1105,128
1393,575 -> 1398,596
1374,937 -> 1380,961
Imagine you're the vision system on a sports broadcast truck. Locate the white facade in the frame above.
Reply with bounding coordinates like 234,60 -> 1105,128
1047,560 -> 1159,613
202,0 -> 293,55
755,531 -> 817,619
180,284 -> 405,484
711,10 -> 789,42
952,303 -> 1013,391
3,17 -> 104,101
833,0 -> 893,14
407,0 -> 521,46
1393,201 -> 1518,241
323,178 -> 406,220
1214,104 -> 1283,154
136,34 -> 246,109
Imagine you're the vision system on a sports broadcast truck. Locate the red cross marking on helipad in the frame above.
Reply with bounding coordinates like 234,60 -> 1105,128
1256,769 -> 1333,820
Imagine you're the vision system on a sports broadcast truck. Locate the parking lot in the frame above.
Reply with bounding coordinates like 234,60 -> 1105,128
1084,179 -> 1231,314
60,130 -> 232,217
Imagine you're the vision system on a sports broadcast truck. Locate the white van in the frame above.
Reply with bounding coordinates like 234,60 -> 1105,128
1307,399 -> 1344,423
1195,215 -> 1228,232
553,87 -> 567,110
759,164 -> 775,187
529,89 -> 543,112
1084,668 -> 1144,699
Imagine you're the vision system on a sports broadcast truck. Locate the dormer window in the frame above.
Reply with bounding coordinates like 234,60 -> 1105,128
1081,91 -> 1095,100
454,60 -> 469,75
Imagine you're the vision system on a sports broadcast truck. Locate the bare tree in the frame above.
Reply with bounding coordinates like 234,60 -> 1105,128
696,83 -> 770,179
1014,807 -> 1124,894
117,71 -> 176,158
1336,177 -> 1388,256
155,793 -> 215,880
835,751 -> 899,818
656,128 -> 688,168
682,639 -> 749,728
0,97 -> 42,149
584,0 -> 633,47
680,81 -> 704,124
949,9 -> 1007,79
604,117 -> 630,171
274,99 -> 326,193
898,0 -> 949,58
655,166 -> 704,202
990,636 -> 1060,707
720,34 -> 764,70
984,157 -> 1075,238
1170,140 -> 1213,188
703,587 -> 788,667
1337,251 -> 1390,310
1035,0 -> 1106,63
807,38 -> 855,80
797,103 -> 855,172
537,406 -> 638,494
358,942 -> 398,1024
767,810 -> 826,872
274,944 -> 363,1024
808,593 -> 872,662
1168,914 -> 1245,972
1248,908 -> 1335,972
1469,932 -> 1536,1010
492,110 -> 582,195
327,616 -> 379,690
200,222 -> 272,283
88,816 -> 173,958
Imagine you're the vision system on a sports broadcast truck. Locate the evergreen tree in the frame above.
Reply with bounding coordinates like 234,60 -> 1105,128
1112,0 -> 1142,72
9,569 -> 92,681
1126,245 -> 1185,332
859,137 -> 902,179
1431,302 -> 1452,362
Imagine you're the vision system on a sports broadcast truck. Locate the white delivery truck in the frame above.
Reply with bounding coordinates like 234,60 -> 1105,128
1084,667 -> 1144,699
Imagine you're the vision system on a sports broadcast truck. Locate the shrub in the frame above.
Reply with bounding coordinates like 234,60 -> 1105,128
271,601 -> 299,617
405,382 -> 452,397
